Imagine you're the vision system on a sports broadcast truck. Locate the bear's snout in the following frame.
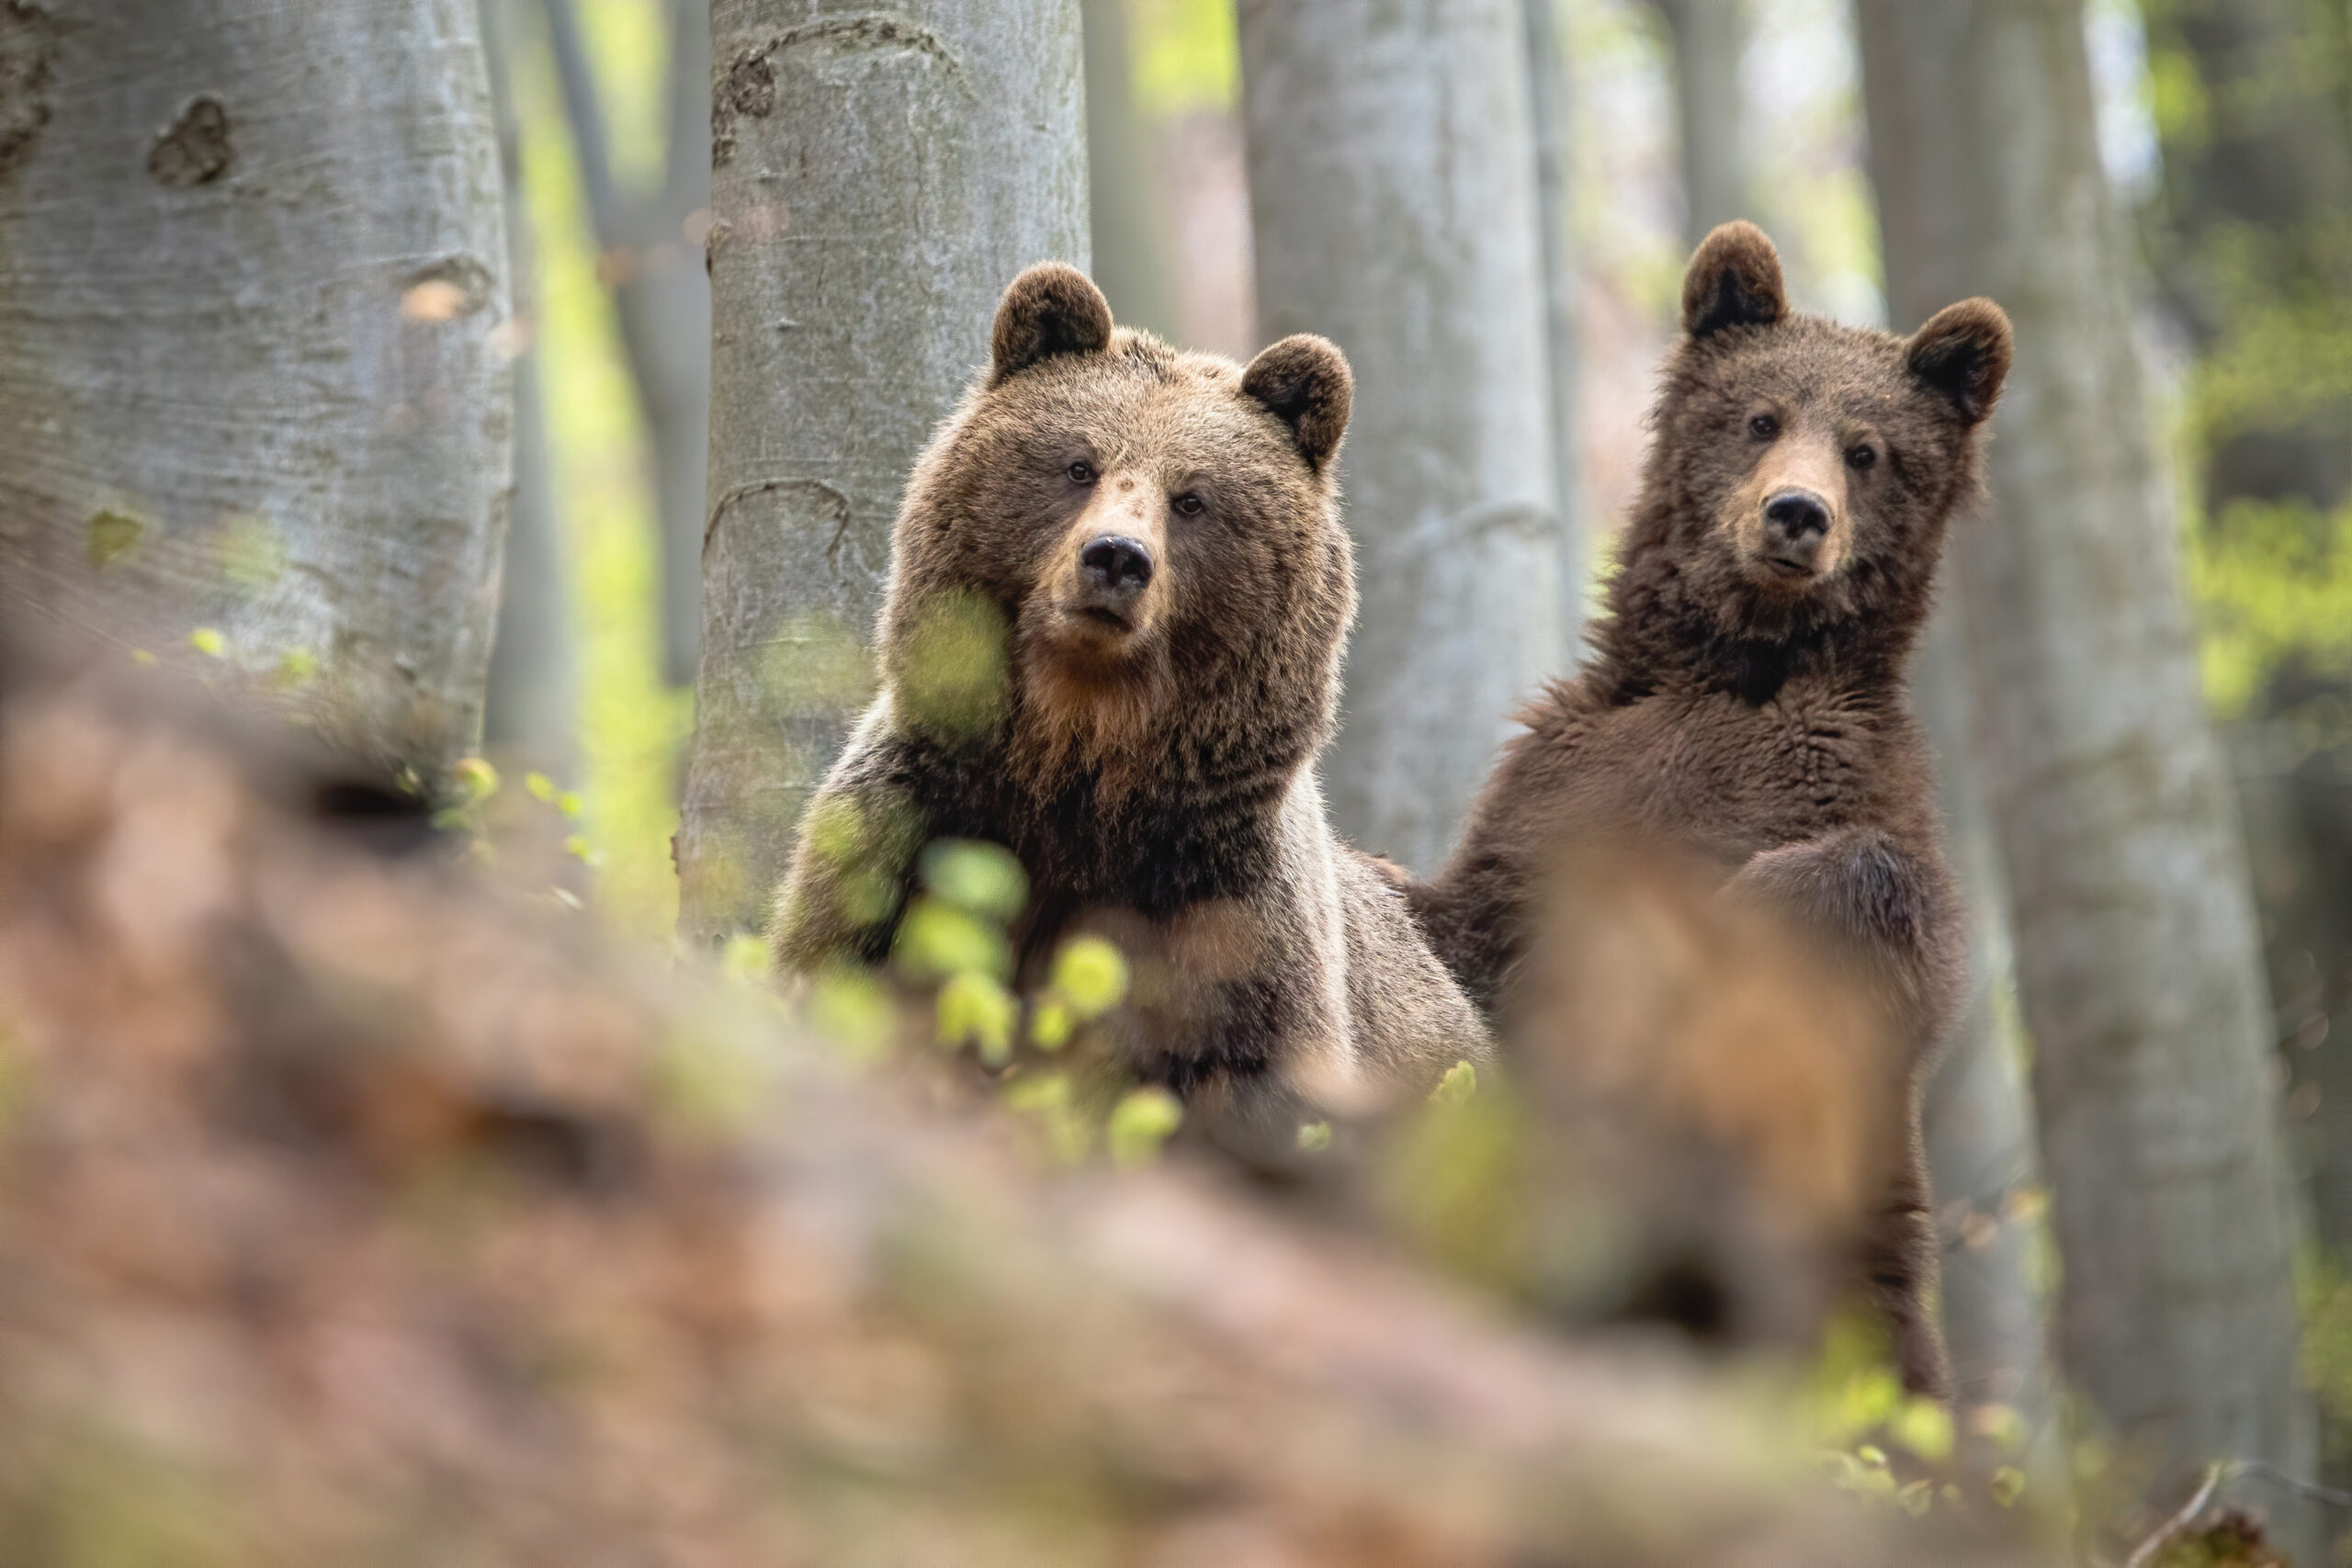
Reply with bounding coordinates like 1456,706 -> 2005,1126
1761,489 -> 1830,571
1080,535 -> 1154,602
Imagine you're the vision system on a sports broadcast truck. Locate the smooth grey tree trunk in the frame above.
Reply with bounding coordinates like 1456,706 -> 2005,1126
481,0 -> 578,780
1860,3 -> 2315,1552
540,0 -> 712,688
1082,0 -> 1179,343
0,0 -> 513,775
1238,0 -> 1565,875
1651,0 -> 1750,248
1915,606 -> 2059,1472
678,0 -> 1088,943
1522,0 -> 1584,649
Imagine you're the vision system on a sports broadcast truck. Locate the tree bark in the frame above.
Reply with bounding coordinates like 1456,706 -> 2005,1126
0,0 -> 514,776
1238,0 -> 1565,875
1860,1 -> 2315,1551
1082,0 -> 1180,343
678,1 -> 1089,943
1915,605 -> 2058,1472
1651,0 -> 1751,250
539,0 -> 712,689
481,0 -> 579,781
1521,0 -> 1585,649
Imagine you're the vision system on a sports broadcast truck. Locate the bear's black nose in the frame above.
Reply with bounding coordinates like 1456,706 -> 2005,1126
1079,535 -> 1154,603
1763,489 -> 1830,543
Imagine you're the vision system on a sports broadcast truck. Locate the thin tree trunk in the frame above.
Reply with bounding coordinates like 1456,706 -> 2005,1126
1521,0 -> 1584,649
0,0 -> 513,776
1860,2 -> 2315,1552
1651,0 -> 1750,249
678,1 -> 1088,943
1082,0 -> 1179,343
1238,0 -> 1565,875
481,0 -> 578,781
539,0 -> 712,689
1914,605 -> 2058,1473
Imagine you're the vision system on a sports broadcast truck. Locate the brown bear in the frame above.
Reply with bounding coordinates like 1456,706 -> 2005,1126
1409,222 -> 2013,1396
775,263 -> 1489,1147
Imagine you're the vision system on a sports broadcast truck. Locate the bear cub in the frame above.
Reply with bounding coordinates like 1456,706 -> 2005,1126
775,264 -> 1488,1148
1411,222 -> 2013,1396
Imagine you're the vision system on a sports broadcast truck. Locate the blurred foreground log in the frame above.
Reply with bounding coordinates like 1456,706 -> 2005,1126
0,653 -> 2051,1566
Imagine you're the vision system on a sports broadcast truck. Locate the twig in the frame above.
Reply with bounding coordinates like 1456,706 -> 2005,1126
536,0 -> 621,250
2122,1461 -> 2225,1568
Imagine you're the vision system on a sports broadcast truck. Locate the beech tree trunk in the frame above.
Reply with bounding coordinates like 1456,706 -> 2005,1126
1859,2 -> 2315,1551
0,0 -> 514,776
1238,0 -> 1565,875
1522,0 -> 1584,646
1082,0 -> 1179,343
678,0 -> 1088,943
1651,0 -> 1751,248
481,0 -> 578,780
540,0 -> 713,688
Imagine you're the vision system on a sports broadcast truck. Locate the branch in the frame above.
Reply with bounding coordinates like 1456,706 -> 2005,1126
537,0 -> 622,250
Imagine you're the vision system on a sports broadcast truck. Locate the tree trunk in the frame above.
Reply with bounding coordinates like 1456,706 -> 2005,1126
0,0 -> 513,777
1238,0 -> 1565,875
481,0 -> 578,781
1521,0 -> 1584,648
539,0 -> 712,689
1860,2 -> 2315,1551
1651,0 -> 1751,249
1914,606 -> 2059,1473
1082,0 -> 1179,343
678,0 -> 1088,944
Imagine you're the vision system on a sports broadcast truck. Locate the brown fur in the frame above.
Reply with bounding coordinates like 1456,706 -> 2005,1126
776,264 -> 1489,1145
1411,223 -> 2013,1395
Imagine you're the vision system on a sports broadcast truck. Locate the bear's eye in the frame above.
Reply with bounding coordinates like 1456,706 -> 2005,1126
1066,459 -> 1096,485
1747,413 -> 1779,440
1846,445 -> 1877,471
1172,491 -> 1206,517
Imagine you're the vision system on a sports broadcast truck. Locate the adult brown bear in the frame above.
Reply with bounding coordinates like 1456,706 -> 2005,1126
1411,222 -> 2012,1396
775,264 -> 1487,1152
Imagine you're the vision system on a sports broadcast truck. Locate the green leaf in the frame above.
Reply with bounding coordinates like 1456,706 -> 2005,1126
936,970 -> 1018,1066
1988,1466 -> 2026,1508
1295,1120 -> 1332,1153
451,757 -> 500,801
187,626 -> 228,659
1049,935 -> 1129,1019
893,897 -> 1013,984
1429,1059 -> 1477,1108
1892,1397 -> 1952,1463
919,839 -> 1029,922
526,771 -> 557,802
1107,1086 -> 1183,1168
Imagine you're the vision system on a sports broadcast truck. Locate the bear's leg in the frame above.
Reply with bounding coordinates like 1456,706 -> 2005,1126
1864,1124 -> 1953,1401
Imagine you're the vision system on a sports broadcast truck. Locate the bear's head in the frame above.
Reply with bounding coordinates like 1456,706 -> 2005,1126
882,264 -> 1358,792
1623,221 -> 2012,654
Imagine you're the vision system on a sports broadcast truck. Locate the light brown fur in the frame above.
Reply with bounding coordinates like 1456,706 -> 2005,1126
775,265 -> 1489,1149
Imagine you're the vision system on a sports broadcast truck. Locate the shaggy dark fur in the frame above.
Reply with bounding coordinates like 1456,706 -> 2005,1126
1411,222 -> 2012,1395
776,264 -> 1487,1144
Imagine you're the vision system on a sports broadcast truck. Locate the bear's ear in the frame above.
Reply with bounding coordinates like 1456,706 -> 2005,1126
1905,298 -> 2013,426
989,263 -> 1114,387
1680,220 -> 1788,339
1242,333 -> 1353,471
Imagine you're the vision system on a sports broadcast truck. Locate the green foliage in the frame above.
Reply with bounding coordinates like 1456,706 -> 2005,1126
1048,936 -> 1129,1019
1106,1086 -> 1183,1168
895,591 -> 1011,739
894,897 -> 1014,986
1129,0 -> 1238,118
919,840 -> 1030,925
2189,497 -> 2352,726
936,970 -> 1019,1066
